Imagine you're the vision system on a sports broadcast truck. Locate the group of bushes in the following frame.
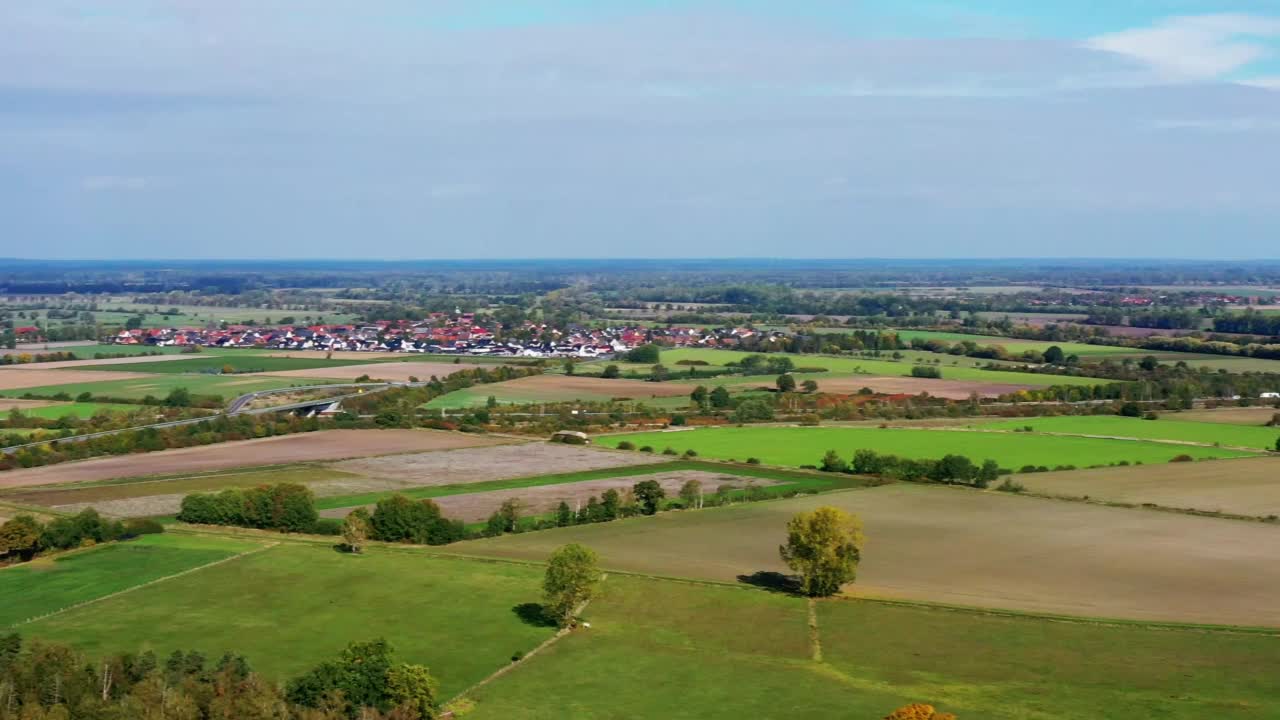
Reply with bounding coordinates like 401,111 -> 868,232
0,509 -> 163,565
817,448 -> 1002,488
0,634 -> 441,720
177,483 -> 319,533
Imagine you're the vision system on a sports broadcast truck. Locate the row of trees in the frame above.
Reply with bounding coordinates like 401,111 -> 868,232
177,483 -> 320,533
819,449 -> 1001,488
0,509 -> 162,566
0,635 -> 442,720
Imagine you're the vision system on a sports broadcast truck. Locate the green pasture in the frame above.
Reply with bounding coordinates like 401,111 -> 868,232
5,402 -> 148,420
424,381 -> 690,410
0,533 -> 257,627
466,574 -> 1280,720
22,542 -> 556,696
657,348 -> 1109,387
973,415 -> 1280,451
78,355 -> 380,375
0,373 -> 344,402
599,426 -> 1257,469
92,302 -> 359,326
878,329 -> 1132,357
1118,352 -> 1280,373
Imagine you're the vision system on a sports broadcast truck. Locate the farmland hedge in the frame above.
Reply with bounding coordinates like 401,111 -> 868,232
177,483 -> 318,533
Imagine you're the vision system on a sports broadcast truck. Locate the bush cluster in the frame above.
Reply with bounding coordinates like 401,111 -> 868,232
177,483 -> 318,533
0,509 -> 163,566
820,448 -> 1001,488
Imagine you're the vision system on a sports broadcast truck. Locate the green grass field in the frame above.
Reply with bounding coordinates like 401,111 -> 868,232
466,574 -> 1280,720
974,415 -> 1280,451
1,373 -> 346,401
883,329 -> 1134,357
78,355 -> 380,374
600,426 -> 1257,468
655,348 -> 1109,387
5,402 -> 153,419
22,542 -> 556,696
0,534 -> 257,627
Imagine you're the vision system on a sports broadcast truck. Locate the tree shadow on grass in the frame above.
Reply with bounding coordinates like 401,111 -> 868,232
513,602 -> 557,628
737,571 -> 802,596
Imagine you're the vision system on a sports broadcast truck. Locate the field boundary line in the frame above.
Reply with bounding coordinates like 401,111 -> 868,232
6,540 -> 278,629
807,598 -> 823,663
446,577 -> 605,708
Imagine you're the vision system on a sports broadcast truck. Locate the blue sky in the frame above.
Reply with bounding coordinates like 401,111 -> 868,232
2,1 -> 1279,259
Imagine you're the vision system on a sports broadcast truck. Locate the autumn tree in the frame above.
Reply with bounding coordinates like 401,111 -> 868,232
678,479 -> 703,509
884,703 -> 957,720
0,514 -> 43,561
779,506 -> 864,597
342,509 -> 370,554
542,544 -> 603,628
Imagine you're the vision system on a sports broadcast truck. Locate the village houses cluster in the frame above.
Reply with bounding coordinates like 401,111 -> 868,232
111,313 -> 768,359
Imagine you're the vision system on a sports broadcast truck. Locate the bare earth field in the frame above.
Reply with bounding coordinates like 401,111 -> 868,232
1160,407 -> 1280,425
0,399 -> 59,411
458,484 -> 1280,626
321,469 -> 768,521
812,375 -> 1037,399
1014,456 -> 1280,518
0,429 -> 511,489
0,369 -> 157,391
333,443 -> 675,487
261,362 -> 486,382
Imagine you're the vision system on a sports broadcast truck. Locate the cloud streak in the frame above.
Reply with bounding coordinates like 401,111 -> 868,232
1085,14 -> 1280,82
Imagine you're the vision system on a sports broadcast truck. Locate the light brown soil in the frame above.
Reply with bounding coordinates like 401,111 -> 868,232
812,375 -> 1037,399
0,429 -> 512,489
0,399 -> 59,411
0,370 -> 158,391
1014,456 -> 1280,518
321,469 -> 768,521
333,443 -> 674,487
460,484 -> 1280,627
1159,407 -> 1280,425
260,362 -> 488,382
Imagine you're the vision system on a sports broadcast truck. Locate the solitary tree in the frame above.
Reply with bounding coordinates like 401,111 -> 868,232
602,364 -> 621,379
801,379 -> 819,393
779,506 -> 864,597
632,479 -> 666,515
0,515 -> 43,561
542,544 -> 602,628
678,479 -> 703,509
341,509 -> 370,554
776,373 -> 796,393
690,385 -> 709,409
709,385 -> 732,408
1042,345 -> 1065,364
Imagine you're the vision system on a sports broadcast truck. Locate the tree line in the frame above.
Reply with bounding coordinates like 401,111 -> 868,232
0,509 -> 162,566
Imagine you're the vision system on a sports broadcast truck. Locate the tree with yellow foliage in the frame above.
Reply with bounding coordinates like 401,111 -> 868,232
778,506 -> 864,597
884,703 -> 957,720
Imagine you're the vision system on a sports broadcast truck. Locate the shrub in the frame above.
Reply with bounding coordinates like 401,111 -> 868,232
746,457 -> 761,464
122,518 -> 165,537
311,518 -> 344,536
682,449 -> 698,458
662,447 -> 678,456
639,445 -> 655,453
617,441 -> 636,451
1170,454 -> 1194,462
996,478 -> 1026,493
910,365 -> 942,379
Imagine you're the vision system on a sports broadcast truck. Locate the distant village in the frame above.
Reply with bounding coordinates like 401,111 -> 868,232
110,312 -> 773,359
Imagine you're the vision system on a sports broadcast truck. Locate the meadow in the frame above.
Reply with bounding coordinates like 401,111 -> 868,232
883,329 -> 1134,357
5,401 -> 156,419
0,372 -> 344,401
77,354 -> 382,375
974,415 -> 1280,450
599,425 -> 1256,469
656,347 -> 1109,387
425,374 -> 693,409
22,540 -> 557,697
466,574 -> 1280,720
0,533 -> 258,627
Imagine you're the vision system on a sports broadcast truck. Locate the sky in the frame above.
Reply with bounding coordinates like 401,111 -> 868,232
2,1 -> 1280,260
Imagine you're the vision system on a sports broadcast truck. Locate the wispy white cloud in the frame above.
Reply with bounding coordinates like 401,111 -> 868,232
1085,14 -> 1280,81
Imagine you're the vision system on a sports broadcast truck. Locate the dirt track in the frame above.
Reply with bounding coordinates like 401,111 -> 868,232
810,375 -> 1037,399
0,429 -> 511,489
0,369 -> 158,391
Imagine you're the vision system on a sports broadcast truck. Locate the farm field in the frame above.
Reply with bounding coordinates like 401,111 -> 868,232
0,372 -> 344,401
75,355 -> 383,374
0,428 -> 510,489
456,484 -> 1280,626
466,574 -> 1280,720
974,415 -> 1280,450
1117,352 -> 1280,373
599,426 -> 1257,469
710,373 -> 1038,399
2,401 -> 146,419
262,361 -> 493,383
89,302 -> 360,326
882,329 -> 1134,357
21,541 -> 556,697
425,374 -> 691,409
657,348 -> 1109,387
0,533 -> 260,628
1011,456 -> 1280,518
1162,406 -> 1280,425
